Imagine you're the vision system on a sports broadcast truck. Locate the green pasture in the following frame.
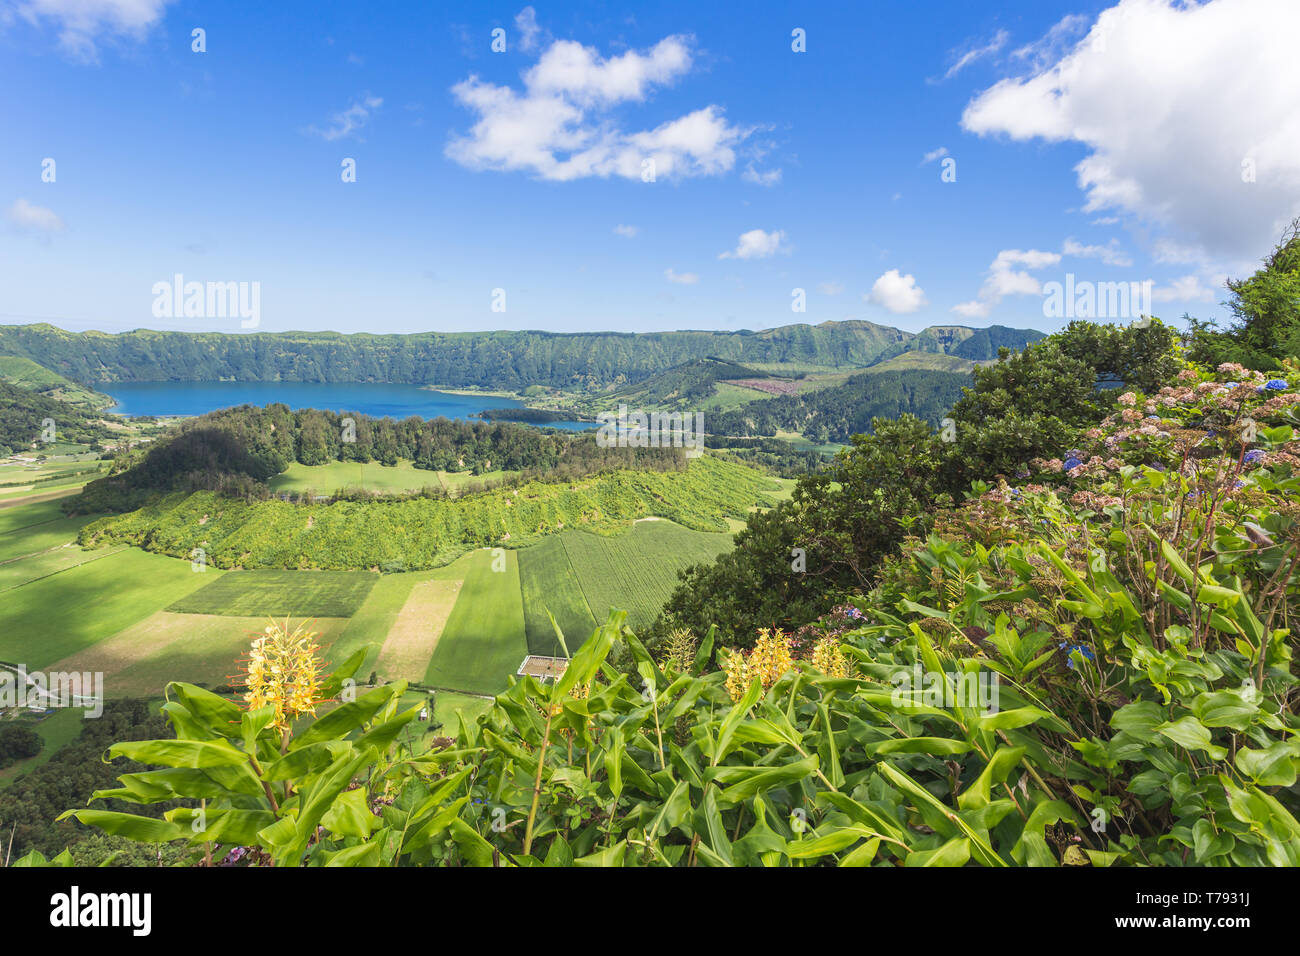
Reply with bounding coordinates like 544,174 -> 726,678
561,520 -> 734,632
0,548 -> 216,667
517,537 -> 597,656
424,549 -> 527,696
166,569 -> 379,618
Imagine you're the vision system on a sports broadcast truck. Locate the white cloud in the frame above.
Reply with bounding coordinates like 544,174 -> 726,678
942,29 -> 1009,80
718,228 -> 787,260
514,6 -> 545,53
867,269 -> 928,314
1010,14 -> 1089,73
664,268 -> 698,285
1063,237 -> 1132,267
447,34 -> 751,182
308,96 -> 382,141
818,281 -> 845,295
1152,274 -> 1216,303
741,164 -> 782,186
7,198 -> 64,235
953,248 -> 1060,318
921,146 -> 949,165
10,0 -> 173,60
613,224 -> 638,238
962,0 -> 1300,266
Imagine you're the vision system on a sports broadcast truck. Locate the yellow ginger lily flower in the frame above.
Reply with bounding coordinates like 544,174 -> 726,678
811,636 -> 849,679
242,618 -> 324,732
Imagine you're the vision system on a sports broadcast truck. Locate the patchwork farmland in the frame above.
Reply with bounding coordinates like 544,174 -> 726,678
0,492 -> 743,784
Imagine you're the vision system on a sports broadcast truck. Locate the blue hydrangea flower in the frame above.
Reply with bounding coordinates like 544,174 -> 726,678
1244,449 -> 1266,464
1264,379 -> 1288,390
1063,457 -> 1082,471
1058,642 -> 1095,669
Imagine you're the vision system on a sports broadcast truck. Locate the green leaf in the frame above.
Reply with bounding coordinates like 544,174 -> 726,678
957,746 -> 1026,812
56,809 -> 186,844
905,837 -> 971,867
322,787 -> 379,839
290,683 -> 404,750
1235,742 -> 1299,787
322,843 -> 382,867
864,737 -> 973,756
1156,717 -> 1228,760
108,738 -> 250,770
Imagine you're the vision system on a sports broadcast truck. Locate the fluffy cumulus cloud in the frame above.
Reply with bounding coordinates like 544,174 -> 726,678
7,198 -> 65,235
8,0 -> 173,60
664,268 -> 698,285
447,28 -> 751,182
1152,274 -> 1217,303
718,229 -> 787,260
961,0 -> 1300,267
953,249 -> 1060,318
867,269 -> 928,314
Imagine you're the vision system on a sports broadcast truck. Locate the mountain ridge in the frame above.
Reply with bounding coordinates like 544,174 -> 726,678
0,320 -> 1046,391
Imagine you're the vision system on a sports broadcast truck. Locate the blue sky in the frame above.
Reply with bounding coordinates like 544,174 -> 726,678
2,0 -> 1297,336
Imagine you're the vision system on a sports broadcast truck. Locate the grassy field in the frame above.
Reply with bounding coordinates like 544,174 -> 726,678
0,545 -> 129,593
269,460 -> 511,496
424,549 -> 527,696
0,490 -> 746,775
561,520 -> 734,633
166,569 -> 379,617
0,547 -> 217,667
47,612 -> 352,698
0,707 -> 87,787
0,512 -> 101,562
323,571 -> 422,676
517,536 -> 597,656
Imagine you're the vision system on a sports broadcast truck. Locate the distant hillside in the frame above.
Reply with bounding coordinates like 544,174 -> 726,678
861,352 -> 978,375
874,324 -> 1047,364
595,357 -> 771,409
0,320 -> 1045,391
0,382 -> 117,455
706,368 -> 972,442
0,355 -> 113,408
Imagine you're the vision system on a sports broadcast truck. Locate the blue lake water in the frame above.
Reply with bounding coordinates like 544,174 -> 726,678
104,382 -> 595,431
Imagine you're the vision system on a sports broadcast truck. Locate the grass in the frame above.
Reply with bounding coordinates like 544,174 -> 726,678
0,513 -> 100,562
517,536 -> 597,656
0,549 -> 217,667
372,578 -> 463,683
269,460 -> 512,496
166,569 -> 379,617
562,520 -> 734,632
0,708 -> 87,787
0,545 -> 128,593
0,499 -> 72,534
324,572 -> 423,676
55,612 -> 352,698
424,549 -> 527,696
